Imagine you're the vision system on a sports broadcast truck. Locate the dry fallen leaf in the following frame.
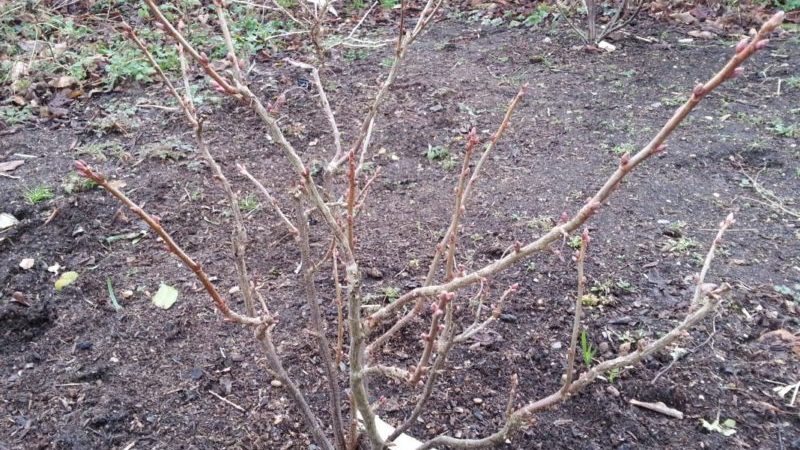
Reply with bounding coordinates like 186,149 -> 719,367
688,30 -> 716,39
0,160 -> 24,173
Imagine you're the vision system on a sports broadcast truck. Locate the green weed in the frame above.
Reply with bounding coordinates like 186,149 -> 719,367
0,106 -> 34,125
238,193 -> 260,212
23,185 -> 55,205
770,120 -> 798,138
611,142 -> 635,155
580,330 -> 596,367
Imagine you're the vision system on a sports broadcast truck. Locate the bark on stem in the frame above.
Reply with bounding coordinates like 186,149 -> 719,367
563,229 -> 589,390
294,195 -> 347,450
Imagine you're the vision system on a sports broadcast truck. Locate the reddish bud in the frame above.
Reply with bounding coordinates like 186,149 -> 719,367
513,241 -> 521,253
619,152 -> 630,167
729,67 -> 744,79
581,228 -> 590,245
420,332 -> 430,342
437,324 -> 445,333
433,308 -> 443,318
75,160 -> 102,182
467,128 -> 479,146
559,211 -> 569,224
692,83 -> 706,99
120,22 -> 133,34
210,80 -> 225,93
755,39 -> 769,50
510,283 -> 519,293
652,143 -> 667,155
735,38 -> 749,53
437,291 -> 455,303
199,52 -> 210,65
177,19 -> 186,31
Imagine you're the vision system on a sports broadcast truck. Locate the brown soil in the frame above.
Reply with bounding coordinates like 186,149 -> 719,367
2,12 -> 799,450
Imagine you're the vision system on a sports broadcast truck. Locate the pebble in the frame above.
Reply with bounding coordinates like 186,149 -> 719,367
365,267 -> 383,279
598,342 -> 610,354
76,342 -> 93,351
473,397 -> 483,405
271,379 -> 282,387
499,313 -> 517,323
607,386 -> 620,397
551,342 -> 563,350
231,353 -> 245,363
189,367 -> 203,380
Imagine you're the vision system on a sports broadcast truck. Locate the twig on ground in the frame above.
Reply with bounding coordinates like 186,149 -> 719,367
629,399 -> 684,419
209,390 -> 246,412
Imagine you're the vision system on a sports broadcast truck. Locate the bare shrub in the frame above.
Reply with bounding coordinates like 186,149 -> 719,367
77,3 -> 785,449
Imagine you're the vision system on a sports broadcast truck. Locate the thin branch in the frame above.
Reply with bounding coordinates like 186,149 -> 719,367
176,41 -> 196,116
367,12 -> 784,329
454,283 -> 518,344
333,249 -> 345,366
238,163 -> 299,235
327,0 -> 445,173
409,291 -> 454,384
388,294 -> 457,442
75,161 -> 263,326
461,85 -> 527,207
293,193 -> 347,450
554,1 -> 589,44
416,214 -> 736,450
598,0 -> 644,42
214,0 -> 245,83
142,0 -> 240,96
194,123 -> 258,316
286,59 -> 343,170
255,324 -> 335,450
349,1 -> 378,40
563,228 -> 589,390
121,23 -> 197,126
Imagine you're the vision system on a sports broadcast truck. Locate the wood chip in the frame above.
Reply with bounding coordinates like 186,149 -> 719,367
0,160 -> 24,172
629,399 -> 684,419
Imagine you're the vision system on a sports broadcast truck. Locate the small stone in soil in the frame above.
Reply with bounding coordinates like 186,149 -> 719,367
365,267 -> 383,279
607,385 -> 620,397
473,397 -> 483,405
76,342 -> 92,351
499,313 -> 517,323
271,379 -> 282,387
551,342 -> 563,350
189,367 -> 203,380
231,353 -> 244,362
